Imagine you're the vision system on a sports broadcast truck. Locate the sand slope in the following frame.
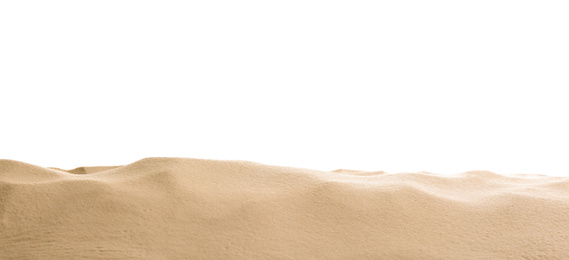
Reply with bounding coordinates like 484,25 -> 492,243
1,158 -> 569,259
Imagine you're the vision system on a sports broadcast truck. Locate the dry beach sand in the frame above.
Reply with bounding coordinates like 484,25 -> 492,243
1,157 -> 569,259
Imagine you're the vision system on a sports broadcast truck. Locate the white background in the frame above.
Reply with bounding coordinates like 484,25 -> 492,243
1,1 -> 568,176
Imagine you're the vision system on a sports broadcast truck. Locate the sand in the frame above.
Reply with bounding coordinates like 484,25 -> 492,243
1,157 -> 569,259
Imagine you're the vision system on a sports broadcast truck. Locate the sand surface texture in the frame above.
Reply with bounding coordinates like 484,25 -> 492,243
1,157 -> 569,259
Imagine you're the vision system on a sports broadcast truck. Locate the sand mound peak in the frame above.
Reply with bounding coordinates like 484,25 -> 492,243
0,159 -> 65,184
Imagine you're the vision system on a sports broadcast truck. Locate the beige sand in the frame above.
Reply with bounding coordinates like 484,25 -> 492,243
1,157 -> 569,259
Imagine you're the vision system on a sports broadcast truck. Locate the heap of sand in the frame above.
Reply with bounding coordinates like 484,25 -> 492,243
1,157 -> 569,259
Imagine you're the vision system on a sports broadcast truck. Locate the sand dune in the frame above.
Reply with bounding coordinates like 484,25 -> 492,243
1,157 -> 569,259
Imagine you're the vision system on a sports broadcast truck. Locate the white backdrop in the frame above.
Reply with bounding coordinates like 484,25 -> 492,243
1,1 -> 568,176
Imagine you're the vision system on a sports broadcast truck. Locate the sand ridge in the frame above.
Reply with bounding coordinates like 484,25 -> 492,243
1,157 -> 569,259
